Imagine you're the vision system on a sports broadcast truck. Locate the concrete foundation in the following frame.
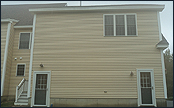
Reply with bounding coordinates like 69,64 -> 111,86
156,98 -> 167,107
49,98 -> 167,107
50,98 -> 138,107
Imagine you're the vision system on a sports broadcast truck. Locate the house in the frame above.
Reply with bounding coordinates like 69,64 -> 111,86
1,3 -> 169,107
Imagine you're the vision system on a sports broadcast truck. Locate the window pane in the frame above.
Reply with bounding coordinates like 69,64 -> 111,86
116,15 -> 125,35
105,15 -> 114,36
19,33 -> 30,49
127,15 -> 136,35
17,65 -> 25,76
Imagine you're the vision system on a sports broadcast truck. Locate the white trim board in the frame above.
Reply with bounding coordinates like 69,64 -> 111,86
160,49 -> 168,99
14,25 -> 33,29
1,22 -> 11,96
29,4 -> 165,12
1,19 -> 19,23
28,14 -> 36,98
157,11 -> 162,41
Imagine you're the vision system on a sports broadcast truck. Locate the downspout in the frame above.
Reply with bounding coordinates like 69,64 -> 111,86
28,14 -> 36,98
1,22 -> 12,96
157,11 -> 167,99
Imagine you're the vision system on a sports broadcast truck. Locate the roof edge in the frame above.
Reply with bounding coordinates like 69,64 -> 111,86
156,34 -> 169,50
29,4 -> 165,13
1,19 -> 19,23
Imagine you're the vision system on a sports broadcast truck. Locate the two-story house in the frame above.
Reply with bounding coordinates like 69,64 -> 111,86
1,3 -> 169,107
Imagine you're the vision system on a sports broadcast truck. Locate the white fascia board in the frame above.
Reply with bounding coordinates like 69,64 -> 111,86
29,5 -> 165,12
1,19 -> 19,23
14,25 -> 33,29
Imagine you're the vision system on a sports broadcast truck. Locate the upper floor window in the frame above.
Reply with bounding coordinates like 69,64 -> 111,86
19,33 -> 31,49
104,14 -> 137,36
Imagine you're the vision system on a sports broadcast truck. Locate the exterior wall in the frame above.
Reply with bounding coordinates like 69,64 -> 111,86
31,10 -> 164,100
1,23 -> 8,80
8,28 -> 32,96
31,10 -> 164,99
3,23 -> 15,96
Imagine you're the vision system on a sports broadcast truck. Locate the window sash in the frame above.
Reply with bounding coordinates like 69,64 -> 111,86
116,15 -> 125,35
19,33 -> 31,49
104,14 -> 137,36
17,64 -> 25,76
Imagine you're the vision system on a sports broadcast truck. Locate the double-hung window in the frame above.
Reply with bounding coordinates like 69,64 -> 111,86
104,14 -> 137,36
19,33 -> 31,49
16,64 -> 26,76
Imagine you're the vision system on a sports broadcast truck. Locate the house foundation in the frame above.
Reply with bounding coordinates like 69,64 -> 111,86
49,98 -> 138,107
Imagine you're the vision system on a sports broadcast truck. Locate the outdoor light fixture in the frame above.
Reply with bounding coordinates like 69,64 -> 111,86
130,71 -> 134,76
40,63 -> 44,67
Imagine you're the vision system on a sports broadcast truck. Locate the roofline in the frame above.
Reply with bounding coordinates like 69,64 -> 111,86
14,25 -> 33,29
1,19 -> 19,23
29,4 -> 165,13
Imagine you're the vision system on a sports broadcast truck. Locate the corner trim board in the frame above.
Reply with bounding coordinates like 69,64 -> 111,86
1,22 -> 11,96
28,14 -> 36,98
157,11 -> 162,41
160,49 -> 168,98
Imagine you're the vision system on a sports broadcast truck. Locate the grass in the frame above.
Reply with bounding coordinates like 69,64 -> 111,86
1,101 -> 14,107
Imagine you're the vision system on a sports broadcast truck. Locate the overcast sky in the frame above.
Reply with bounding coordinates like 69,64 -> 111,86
1,1 -> 173,53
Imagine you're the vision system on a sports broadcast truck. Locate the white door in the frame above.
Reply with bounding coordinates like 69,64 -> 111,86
137,69 -> 156,107
32,71 -> 50,107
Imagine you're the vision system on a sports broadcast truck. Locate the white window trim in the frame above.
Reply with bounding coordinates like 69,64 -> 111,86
137,69 -> 156,107
18,32 -> 32,49
103,13 -> 138,36
16,63 -> 26,76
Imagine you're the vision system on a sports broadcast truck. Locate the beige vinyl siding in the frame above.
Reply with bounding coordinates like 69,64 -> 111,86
3,23 -> 15,96
31,10 -> 164,98
1,23 -> 8,80
8,28 -> 32,95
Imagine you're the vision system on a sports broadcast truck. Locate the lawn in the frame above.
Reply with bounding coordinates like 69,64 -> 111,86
1,101 -> 14,107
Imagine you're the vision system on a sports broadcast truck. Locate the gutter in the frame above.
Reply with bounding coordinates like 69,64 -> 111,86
29,4 -> 165,13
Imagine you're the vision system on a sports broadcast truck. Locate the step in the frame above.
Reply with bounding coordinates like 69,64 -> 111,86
18,97 -> 28,99
23,91 -> 27,93
17,99 -> 28,103
21,92 -> 27,95
20,95 -> 27,98
14,102 -> 28,105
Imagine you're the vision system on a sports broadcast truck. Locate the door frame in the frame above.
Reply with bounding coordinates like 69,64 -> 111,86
137,69 -> 156,107
31,71 -> 51,107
